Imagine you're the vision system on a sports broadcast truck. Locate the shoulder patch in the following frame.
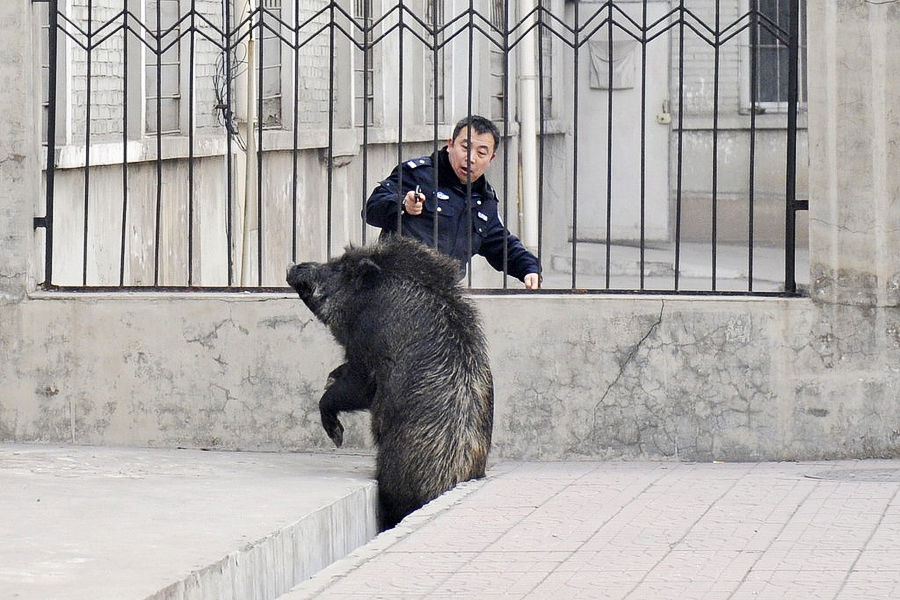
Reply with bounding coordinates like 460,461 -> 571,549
405,156 -> 433,170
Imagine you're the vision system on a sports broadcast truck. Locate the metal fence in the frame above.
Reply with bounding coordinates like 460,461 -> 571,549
35,0 -> 807,295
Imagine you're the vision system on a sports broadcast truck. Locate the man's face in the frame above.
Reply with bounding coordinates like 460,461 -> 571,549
447,127 -> 496,184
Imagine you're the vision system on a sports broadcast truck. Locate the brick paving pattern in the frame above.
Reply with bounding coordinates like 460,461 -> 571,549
288,460 -> 900,600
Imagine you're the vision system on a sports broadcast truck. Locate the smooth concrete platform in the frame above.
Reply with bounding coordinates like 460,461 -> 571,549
288,460 -> 900,600
0,444 -> 378,600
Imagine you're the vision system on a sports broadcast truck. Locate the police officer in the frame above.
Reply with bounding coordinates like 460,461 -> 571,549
364,115 -> 541,289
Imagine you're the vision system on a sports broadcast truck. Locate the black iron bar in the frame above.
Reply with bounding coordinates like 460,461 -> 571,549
119,4 -> 128,286
431,0 -> 439,251
257,3 -> 264,285
327,0 -> 335,258
292,0 -> 299,262
188,0 -> 196,286
536,0 -> 544,273
639,0 -> 647,290
362,0 -> 371,245
501,0 -> 509,288
674,0 -> 685,290
465,0 -> 473,288
153,0 -> 163,286
605,0 -> 613,289
83,0 -> 94,286
784,0 -> 799,294
571,0 -> 579,289
43,0 -> 60,286
396,0 -> 405,239
711,0 -> 720,291
748,2 -> 758,292
225,0 -> 234,285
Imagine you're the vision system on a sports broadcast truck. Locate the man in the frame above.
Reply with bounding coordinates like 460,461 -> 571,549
364,115 -> 541,289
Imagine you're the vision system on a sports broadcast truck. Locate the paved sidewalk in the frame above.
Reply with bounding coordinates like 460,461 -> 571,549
0,444 -> 378,600
288,460 -> 900,600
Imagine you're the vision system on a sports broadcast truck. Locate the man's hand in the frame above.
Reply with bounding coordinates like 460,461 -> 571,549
524,273 -> 540,290
403,189 -> 425,216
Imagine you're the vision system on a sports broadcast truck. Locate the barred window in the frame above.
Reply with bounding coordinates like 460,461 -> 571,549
752,0 -> 807,109
424,0 -> 446,125
353,0 -> 374,127
145,0 -> 182,134
489,0 -> 506,121
539,18 -> 552,116
260,0 -> 284,128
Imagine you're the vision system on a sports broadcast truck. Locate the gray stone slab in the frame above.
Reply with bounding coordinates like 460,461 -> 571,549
0,444 -> 378,600
285,460 -> 900,600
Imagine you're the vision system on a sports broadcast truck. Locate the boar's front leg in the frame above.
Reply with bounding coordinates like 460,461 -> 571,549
320,362 -> 375,447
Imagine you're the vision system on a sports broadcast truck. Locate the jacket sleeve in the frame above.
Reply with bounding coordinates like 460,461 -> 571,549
364,163 -> 417,229
478,222 -> 541,282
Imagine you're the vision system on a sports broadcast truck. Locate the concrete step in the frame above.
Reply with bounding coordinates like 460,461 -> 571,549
0,444 -> 378,600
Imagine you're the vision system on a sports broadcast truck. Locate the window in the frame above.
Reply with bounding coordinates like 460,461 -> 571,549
539,17 -> 552,116
353,0 -> 374,127
489,0 -> 506,121
38,2 -> 52,144
145,0 -> 182,134
424,0 -> 446,124
260,0 -> 284,128
749,0 -> 807,111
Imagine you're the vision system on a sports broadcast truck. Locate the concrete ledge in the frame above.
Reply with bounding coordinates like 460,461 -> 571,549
0,445 -> 378,600
281,477 -> 489,599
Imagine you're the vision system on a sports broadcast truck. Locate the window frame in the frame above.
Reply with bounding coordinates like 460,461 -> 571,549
739,0 -> 808,115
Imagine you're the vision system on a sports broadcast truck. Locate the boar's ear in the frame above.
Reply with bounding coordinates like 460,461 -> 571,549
356,257 -> 382,281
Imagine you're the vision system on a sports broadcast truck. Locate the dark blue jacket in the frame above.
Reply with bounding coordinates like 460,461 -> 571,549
364,147 -> 541,281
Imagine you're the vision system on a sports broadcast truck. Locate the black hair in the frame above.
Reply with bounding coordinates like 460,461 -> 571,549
451,115 -> 500,152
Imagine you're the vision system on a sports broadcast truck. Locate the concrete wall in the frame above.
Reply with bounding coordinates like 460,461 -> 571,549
2,0 -> 898,461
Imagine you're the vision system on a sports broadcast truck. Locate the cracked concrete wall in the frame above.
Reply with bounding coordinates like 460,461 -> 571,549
0,294 -> 898,460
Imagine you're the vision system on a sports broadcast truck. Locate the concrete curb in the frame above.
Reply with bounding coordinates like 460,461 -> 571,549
280,478 -> 488,599
149,483 -> 379,600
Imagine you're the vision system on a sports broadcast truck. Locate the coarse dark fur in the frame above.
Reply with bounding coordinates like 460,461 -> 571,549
286,236 -> 494,530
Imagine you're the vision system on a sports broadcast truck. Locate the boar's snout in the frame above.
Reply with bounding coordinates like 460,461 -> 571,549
286,262 -> 320,296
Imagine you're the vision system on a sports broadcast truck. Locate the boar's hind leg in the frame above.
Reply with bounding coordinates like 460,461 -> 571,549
320,362 -> 375,447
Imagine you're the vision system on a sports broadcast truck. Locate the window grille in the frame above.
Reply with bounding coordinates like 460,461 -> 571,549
145,0 -> 182,134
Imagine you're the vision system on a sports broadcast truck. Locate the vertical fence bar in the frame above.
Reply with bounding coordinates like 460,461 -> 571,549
396,0 -> 405,239
571,0 -> 579,289
674,0 -> 685,290
119,4 -> 129,285
225,0 -> 234,285
536,0 -> 544,272
430,0 -> 439,250
748,1 -> 758,291
83,0 -> 94,286
291,0 -> 299,262
465,0 -> 473,287
327,0 -> 335,258
153,0 -> 163,286
784,0 -> 799,294
501,0 -> 509,287
257,3 -> 264,285
361,0 -> 371,245
604,0 -> 613,289
44,0 -> 60,286
639,0 -> 647,289
711,0 -> 720,290
188,0 -> 196,285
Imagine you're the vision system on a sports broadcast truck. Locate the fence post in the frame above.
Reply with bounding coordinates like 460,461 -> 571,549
0,0 -> 42,301
807,1 -> 900,307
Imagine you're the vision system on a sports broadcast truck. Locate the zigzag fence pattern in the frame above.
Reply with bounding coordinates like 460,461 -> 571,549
36,0 -> 806,295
